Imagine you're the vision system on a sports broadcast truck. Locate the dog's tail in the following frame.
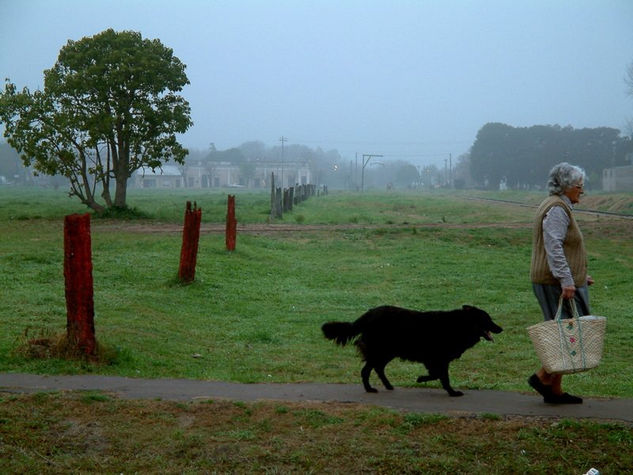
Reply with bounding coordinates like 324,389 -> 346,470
321,321 -> 359,346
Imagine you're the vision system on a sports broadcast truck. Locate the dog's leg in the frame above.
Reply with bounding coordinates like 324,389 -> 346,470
374,361 -> 394,390
361,363 -> 378,393
417,365 -> 463,397
416,374 -> 436,383
417,364 -> 438,383
437,364 -> 463,397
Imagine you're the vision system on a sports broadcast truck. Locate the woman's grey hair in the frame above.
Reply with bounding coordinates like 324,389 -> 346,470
547,162 -> 586,195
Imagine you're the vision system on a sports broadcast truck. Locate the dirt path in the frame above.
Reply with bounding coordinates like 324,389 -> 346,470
92,221 -> 537,235
91,218 -> 633,237
2,373 -> 632,425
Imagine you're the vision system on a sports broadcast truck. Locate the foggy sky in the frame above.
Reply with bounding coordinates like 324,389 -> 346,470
1,0 -> 632,168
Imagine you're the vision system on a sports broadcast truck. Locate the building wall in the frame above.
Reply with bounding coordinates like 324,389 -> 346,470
134,166 -> 184,188
183,162 -> 312,189
133,162 -> 313,189
256,163 -> 312,189
602,165 -> 633,192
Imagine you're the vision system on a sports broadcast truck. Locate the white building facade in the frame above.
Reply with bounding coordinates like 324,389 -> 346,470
132,161 -> 313,190
602,164 -> 633,192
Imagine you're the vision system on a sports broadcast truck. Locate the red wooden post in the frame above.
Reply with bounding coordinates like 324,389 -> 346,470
64,213 -> 96,356
226,194 -> 237,251
178,201 -> 202,282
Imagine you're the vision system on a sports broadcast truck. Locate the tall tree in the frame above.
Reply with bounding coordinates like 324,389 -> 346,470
0,29 -> 192,212
470,122 -> 631,189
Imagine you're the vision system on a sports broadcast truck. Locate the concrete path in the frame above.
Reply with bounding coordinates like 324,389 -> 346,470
2,373 -> 632,425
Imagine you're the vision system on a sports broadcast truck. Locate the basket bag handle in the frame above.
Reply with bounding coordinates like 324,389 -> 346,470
555,295 -> 580,320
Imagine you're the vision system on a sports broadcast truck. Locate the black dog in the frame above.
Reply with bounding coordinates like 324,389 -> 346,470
322,305 -> 502,397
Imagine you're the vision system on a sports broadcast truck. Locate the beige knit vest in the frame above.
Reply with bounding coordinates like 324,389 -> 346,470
530,195 -> 587,286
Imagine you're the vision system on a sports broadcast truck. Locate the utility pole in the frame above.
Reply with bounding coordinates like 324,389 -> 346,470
355,152 -> 358,190
444,158 -> 448,187
443,153 -> 453,188
279,136 -> 287,188
361,154 -> 383,192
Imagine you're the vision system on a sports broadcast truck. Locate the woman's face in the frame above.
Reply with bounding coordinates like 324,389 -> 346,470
564,180 -> 584,204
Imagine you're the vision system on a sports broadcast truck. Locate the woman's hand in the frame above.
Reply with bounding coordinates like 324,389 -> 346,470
587,275 -> 594,286
562,285 -> 576,299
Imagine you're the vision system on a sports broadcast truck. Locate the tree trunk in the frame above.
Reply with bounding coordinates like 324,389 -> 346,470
112,139 -> 128,208
113,174 -> 128,208
87,200 -> 106,214
101,186 -> 113,208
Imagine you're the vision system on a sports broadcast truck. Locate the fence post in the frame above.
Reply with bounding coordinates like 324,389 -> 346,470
178,201 -> 202,283
64,213 -> 96,357
270,172 -> 276,219
226,194 -> 237,251
276,187 -> 283,218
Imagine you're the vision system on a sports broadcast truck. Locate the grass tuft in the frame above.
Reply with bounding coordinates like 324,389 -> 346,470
13,327 -> 120,366
94,206 -> 153,220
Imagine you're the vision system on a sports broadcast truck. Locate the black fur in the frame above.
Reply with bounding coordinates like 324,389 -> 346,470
322,305 -> 502,397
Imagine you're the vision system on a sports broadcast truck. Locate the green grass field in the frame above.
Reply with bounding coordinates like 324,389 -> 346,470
1,186 -> 632,473
1,186 -> 632,397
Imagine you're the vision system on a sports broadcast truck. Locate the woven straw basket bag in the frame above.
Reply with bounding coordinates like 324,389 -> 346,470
527,297 -> 606,375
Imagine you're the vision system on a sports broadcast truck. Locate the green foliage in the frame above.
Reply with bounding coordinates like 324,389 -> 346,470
0,29 -> 192,211
470,122 -> 633,189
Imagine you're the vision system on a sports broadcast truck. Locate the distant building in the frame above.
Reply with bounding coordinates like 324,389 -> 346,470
182,160 -> 312,189
184,161 -> 237,188
602,165 -> 633,192
131,160 -> 313,190
134,165 -> 184,188
249,161 -> 312,189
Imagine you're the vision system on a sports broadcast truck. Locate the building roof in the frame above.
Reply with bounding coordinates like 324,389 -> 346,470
135,165 -> 182,177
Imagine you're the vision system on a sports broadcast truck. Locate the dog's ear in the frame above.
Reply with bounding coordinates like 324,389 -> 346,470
462,304 -> 474,311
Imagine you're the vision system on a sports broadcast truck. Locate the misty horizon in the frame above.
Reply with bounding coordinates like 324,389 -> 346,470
2,0 -> 633,168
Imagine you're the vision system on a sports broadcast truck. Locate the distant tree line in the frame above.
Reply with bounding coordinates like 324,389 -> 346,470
5,124 -> 631,193
469,123 -> 633,190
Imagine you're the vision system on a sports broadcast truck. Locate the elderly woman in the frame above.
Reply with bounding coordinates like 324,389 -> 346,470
528,162 -> 594,404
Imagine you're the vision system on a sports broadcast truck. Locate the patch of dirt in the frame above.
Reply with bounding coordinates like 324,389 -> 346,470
91,217 -> 632,237
581,195 -> 633,213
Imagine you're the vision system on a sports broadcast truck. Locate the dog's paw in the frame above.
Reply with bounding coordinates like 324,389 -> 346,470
449,391 -> 464,397
365,387 -> 378,393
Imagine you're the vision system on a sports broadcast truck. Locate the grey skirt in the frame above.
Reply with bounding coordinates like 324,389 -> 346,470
532,283 -> 591,321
